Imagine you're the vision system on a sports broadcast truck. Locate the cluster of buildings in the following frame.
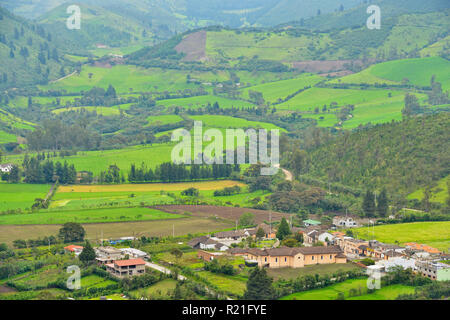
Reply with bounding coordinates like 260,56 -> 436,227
64,244 -> 149,279
331,233 -> 450,281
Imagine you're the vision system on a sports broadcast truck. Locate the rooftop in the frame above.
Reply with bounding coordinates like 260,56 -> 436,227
114,258 -> 146,267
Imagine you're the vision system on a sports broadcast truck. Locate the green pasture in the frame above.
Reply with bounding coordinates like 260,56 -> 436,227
157,95 -> 254,109
240,74 -> 323,104
351,221 -> 450,252
0,184 -> 50,212
408,176 -> 449,204
0,207 -> 184,225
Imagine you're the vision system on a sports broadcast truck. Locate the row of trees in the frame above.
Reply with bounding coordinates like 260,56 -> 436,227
22,155 -> 77,184
362,189 -> 389,217
128,162 -> 239,183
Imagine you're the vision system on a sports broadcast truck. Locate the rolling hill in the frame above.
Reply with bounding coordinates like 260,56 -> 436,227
0,6 -> 73,88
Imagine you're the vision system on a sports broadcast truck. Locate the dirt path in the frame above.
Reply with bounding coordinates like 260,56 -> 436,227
50,71 -> 77,83
274,164 -> 293,181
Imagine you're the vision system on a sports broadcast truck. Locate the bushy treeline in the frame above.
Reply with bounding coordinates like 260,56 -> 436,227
128,162 -> 239,183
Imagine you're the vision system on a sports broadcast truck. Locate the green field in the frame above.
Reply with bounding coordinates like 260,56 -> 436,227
408,176 -> 449,204
188,115 -> 285,131
240,74 -> 323,104
50,181 -> 247,210
267,263 -> 362,281
0,207 -> 183,225
157,95 -> 254,109
81,274 -> 117,289
197,270 -> 247,297
280,278 -> 416,300
277,87 -> 405,112
146,114 -> 184,126
52,106 -> 122,116
0,184 -> 51,212
5,143 -> 175,175
40,65 -> 228,94
351,221 -> 450,251
129,279 -> 177,298
329,57 -> 450,90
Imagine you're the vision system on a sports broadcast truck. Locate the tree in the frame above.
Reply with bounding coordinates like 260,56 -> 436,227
402,93 -> 421,117
79,241 -> 96,264
243,268 -> 275,300
422,187 -> 432,212
256,227 -> 265,240
281,238 -> 299,247
105,84 -> 117,98
239,212 -> 255,227
276,218 -> 291,240
58,222 -> 85,243
362,190 -> 376,217
170,248 -> 183,261
8,165 -> 20,183
376,188 -> 389,217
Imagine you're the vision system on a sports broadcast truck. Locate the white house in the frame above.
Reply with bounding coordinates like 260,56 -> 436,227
376,257 -> 416,272
188,236 -> 229,251
333,216 -> 358,228
119,248 -> 149,260
318,232 -> 335,244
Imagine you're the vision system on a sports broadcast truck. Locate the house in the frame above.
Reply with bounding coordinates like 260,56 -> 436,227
332,216 -> 358,228
214,230 -> 249,241
106,258 -> 146,278
415,261 -> 450,281
233,246 -> 346,268
318,232 -> 335,245
0,164 -> 13,173
188,236 -> 229,251
64,245 -> 84,256
95,246 -> 124,265
304,230 -> 319,245
337,237 -> 369,256
376,257 -> 416,272
249,224 -> 277,239
303,219 -> 321,227
197,250 -> 224,262
119,248 -> 149,260
404,242 -> 441,255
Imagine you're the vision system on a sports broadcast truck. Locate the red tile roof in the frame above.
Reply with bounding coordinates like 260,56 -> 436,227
64,245 -> 84,252
114,258 -> 146,267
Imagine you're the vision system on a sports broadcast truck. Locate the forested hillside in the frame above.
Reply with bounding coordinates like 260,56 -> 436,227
299,113 -> 449,196
0,7 -> 73,88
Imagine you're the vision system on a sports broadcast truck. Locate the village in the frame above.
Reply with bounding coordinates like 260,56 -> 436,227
62,215 -> 450,288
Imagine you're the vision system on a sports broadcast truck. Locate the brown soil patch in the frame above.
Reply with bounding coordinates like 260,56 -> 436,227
319,70 -> 354,77
175,30 -> 207,62
292,60 -> 362,73
0,285 -> 17,293
153,205 -> 290,225
0,217 -> 233,245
